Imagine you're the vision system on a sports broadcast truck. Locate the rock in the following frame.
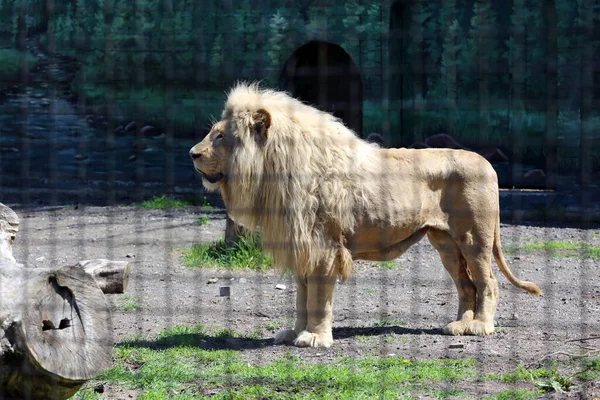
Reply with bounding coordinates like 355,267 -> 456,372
40,99 -> 50,107
448,343 -> 464,349
128,155 -> 136,162
275,284 -> 286,290
125,121 -> 137,132
479,147 -> 509,163
0,147 -> 19,154
207,278 -> 218,284
74,154 -> 88,161
365,132 -> 385,147
408,141 -> 430,149
115,125 -> 125,133
132,142 -> 146,151
239,278 -> 247,284
425,133 -> 468,150
141,125 -> 159,137
94,384 -> 104,394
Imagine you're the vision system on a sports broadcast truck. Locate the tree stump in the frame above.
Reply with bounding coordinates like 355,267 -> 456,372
224,215 -> 251,247
0,203 -> 113,399
78,259 -> 131,294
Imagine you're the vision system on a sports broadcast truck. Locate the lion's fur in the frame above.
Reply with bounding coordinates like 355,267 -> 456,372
219,82 -> 389,280
190,82 -> 541,343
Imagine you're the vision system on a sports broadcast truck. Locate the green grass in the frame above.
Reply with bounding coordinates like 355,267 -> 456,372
484,389 -> 542,400
75,324 -> 481,399
183,235 -> 272,271
196,215 -> 210,225
139,195 -> 192,209
375,260 -> 402,269
117,295 -> 142,312
74,324 -> 600,399
509,241 -> 600,259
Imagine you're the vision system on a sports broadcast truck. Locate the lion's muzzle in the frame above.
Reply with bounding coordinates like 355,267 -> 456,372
189,147 -> 201,160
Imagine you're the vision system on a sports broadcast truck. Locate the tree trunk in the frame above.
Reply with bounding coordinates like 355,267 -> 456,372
1,204 -> 113,399
224,215 -> 250,247
78,259 -> 131,294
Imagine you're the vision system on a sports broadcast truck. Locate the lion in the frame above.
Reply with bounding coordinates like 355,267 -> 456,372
189,82 -> 542,348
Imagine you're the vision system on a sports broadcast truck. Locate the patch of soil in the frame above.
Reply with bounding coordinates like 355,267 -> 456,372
10,204 -> 600,398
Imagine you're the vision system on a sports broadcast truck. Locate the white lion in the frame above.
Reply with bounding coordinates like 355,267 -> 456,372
190,82 -> 541,348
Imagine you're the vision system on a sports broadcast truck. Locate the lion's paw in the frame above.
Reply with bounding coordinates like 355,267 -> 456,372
294,330 -> 333,348
443,321 -> 469,336
465,320 -> 494,336
274,329 -> 298,345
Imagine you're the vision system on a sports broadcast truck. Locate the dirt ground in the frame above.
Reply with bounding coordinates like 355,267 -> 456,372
8,203 -> 600,399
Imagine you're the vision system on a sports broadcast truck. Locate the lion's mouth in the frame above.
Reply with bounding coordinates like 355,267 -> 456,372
198,169 -> 224,184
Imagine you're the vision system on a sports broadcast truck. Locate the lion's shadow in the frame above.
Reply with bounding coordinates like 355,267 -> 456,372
117,326 -> 442,352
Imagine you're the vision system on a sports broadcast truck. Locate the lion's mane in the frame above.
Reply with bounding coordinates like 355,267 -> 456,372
221,82 -> 383,280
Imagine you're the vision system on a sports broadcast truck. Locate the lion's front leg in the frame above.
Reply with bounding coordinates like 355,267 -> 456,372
293,268 -> 337,348
274,275 -> 308,344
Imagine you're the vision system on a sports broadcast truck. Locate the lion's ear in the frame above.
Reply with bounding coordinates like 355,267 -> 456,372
252,109 -> 271,140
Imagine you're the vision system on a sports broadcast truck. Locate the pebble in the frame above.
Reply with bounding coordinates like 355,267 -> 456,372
207,278 -> 218,284
275,284 -> 286,290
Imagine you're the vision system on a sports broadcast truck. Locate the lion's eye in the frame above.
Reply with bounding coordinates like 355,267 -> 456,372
214,133 -> 223,141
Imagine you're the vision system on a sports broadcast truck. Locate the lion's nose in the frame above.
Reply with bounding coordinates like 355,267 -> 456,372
189,148 -> 201,160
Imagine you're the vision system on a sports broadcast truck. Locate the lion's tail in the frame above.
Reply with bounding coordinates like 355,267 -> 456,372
493,214 -> 542,296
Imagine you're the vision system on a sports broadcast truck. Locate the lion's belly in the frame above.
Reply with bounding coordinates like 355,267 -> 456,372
346,222 -> 429,261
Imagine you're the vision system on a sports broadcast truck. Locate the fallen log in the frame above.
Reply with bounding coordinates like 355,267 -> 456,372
0,203 -> 18,262
1,203 -> 113,399
78,259 -> 130,294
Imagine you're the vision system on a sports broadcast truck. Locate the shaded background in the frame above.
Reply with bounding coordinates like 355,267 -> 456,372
0,0 -> 598,208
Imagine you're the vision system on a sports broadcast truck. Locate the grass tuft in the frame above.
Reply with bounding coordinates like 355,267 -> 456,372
139,195 -> 192,209
196,215 -> 210,225
183,235 -> 272,271
375,260 -> 402,269
508,241 -> 600,259
117,295 -> 142,312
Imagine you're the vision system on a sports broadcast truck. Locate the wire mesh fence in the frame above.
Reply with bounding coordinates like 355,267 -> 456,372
0,0 -> 599,399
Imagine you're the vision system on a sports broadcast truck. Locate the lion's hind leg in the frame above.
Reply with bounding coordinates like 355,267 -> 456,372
428,229 -> 477,336
457,238 -> 499,336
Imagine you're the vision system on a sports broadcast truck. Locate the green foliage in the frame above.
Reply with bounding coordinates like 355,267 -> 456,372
0,49 -> 36,90
196,215 -> 210,226
375,260 -> 401,269
139,195 -> 192,209
183,235 -> 272,271
117,295 -> 142,311
267,11 -> 291,74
